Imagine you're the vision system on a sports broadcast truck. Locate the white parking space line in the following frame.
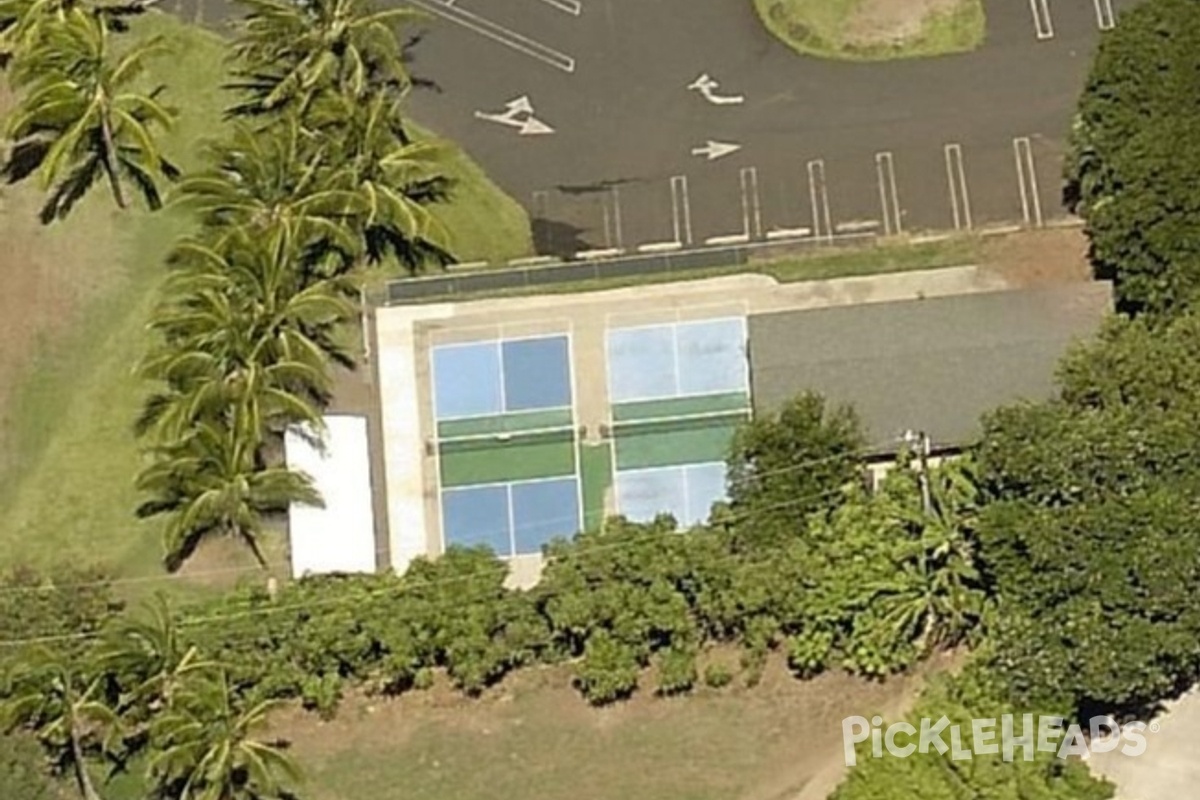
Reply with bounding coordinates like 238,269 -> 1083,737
943,143 -> 973,232
1013,137 -> 1044,228
670,175 -> 694,246
874,152 -> 902,236
637,241 -> 683,254
532,189 -> 550,219
1029,0 -> 1054,39
610,187 -> 624,250
602,187 -> 624,250
534,0 -> 582,15
705,233 -> 751,246
766,227 -> 812,240
806,160 -> 832,241
740,167 -> 763,240
1093,0 -> 1115,30
409,0 -> 576,73
835,220 -> 881,234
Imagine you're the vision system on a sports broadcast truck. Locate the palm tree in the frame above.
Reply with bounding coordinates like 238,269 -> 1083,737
2,653 -> 119,800
137,228 -> 354,441
313,92 -> 453,272
227,0 -> 421,116
100,595 -> 217,714
135,416 -> 322,572
172,119 -> 360,256
147,669 -> 301,800
1,0 -> 154,65
2,7 -> 177,222
871,457 -> 985,654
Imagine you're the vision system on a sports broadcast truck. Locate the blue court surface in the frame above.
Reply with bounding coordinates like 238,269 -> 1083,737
432,335 -> 572,419
430,334 -> 582,558
606,317 -> 750,528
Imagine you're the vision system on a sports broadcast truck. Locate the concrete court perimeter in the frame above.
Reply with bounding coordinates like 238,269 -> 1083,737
374,263 -> 1013,586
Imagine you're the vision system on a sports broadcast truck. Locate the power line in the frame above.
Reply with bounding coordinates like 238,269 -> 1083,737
0,444 -> 878,597
0,478 -> 897,648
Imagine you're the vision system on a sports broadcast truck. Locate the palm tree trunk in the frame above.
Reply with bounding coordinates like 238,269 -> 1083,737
98,111 -> 128,210
69,718 -> 104,800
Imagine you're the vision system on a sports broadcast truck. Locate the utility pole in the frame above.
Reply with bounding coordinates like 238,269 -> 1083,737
917,431 -> 931,514
903,429 -> 932,513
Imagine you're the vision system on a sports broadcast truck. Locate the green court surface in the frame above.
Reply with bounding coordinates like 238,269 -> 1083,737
611,414 -> 748,471
438,429 -> 577,487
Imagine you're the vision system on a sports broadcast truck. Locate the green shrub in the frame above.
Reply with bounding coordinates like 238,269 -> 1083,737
654,644 -> 698,696
702,663 -> 734,689
786,628 -> 834,679
575,631 -> 640,705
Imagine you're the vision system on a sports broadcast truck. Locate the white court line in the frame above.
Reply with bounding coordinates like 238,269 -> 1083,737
874,152 -> 902,236
740,167 -> 763,239
670,175 -> 693,246
1093,0 -> 1115,30
534,0 -> 582,15
409,0 -> 576,72
1028,0 -> 1054,40
1013,137 -> 1044,228
806,160 -> 831,241
943,143 -> 973,231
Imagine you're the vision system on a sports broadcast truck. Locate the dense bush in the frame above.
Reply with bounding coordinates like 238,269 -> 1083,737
1066,0 -> 1200,313
181,548 -> 547,715
0,567 -> 120,674
975,310 -> 1200,719
831,662 -> 1115,800
726,392 -> 865,549
0,731 -> 60,800
152,447 -> 976,709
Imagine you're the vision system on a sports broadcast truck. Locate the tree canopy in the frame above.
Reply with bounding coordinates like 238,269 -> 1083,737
1066,0 -> 1200,313
975,309 -> 1200,719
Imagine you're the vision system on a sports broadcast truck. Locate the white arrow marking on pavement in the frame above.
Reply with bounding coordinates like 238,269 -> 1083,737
518,117 -> 555,135
691,140 -> 742,161
687,73 -> 745,105
474,95 -> 555,135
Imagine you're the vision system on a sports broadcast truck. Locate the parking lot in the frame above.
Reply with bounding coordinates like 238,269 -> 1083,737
400,0 -> 1139,258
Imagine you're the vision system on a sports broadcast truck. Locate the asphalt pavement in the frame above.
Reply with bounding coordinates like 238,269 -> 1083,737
401,0 -> 1139,257
167,0 -> 1139,259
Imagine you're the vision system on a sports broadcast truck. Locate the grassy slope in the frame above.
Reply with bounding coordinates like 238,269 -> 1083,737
753,0 -> 986,61
0,14 -> 533,583
441,234 -> 982,302
282,660 -> 925,800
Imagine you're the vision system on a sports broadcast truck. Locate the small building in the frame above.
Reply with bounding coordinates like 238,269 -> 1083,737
747,281 -> 1114,454
289,265 -> 1112,584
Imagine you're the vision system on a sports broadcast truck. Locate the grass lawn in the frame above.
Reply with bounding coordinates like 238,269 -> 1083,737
93,654 -> 935,800
437,233 -> 983,302
753,0 -> 986,61
0,13 -> 532,590
277,658 -> 927,800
